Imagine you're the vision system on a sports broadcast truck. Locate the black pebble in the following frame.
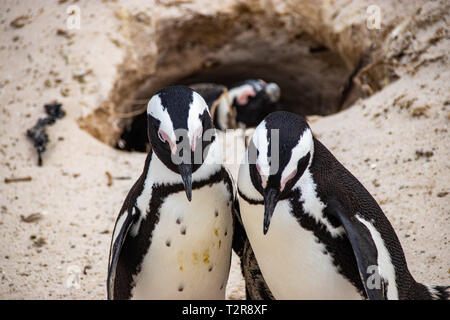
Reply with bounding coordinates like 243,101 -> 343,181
26,102 -> 65,166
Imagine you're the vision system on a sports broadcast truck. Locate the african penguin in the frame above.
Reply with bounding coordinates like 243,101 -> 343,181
190,79 -> 280,130
237,111 -> 449,300
107,86 -> 238,299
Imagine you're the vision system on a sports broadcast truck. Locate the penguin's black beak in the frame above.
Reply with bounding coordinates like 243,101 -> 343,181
178,163 -> 192,201
263,188 -> 280,235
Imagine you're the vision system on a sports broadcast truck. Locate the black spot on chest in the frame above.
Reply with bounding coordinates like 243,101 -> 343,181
115,166 -> 234,299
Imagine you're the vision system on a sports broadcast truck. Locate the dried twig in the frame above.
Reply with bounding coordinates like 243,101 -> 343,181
4,176 -> 32,183
20,213 -> 43,223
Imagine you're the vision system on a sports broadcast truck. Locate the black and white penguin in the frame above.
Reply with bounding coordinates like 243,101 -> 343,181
190,79 -> 280,130
230,79 -> 280,128
237,111 -> 449,300
107,86 -> 237,299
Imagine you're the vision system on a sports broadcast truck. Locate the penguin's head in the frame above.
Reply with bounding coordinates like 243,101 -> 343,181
147,86 -> 215,201
248,111 -> 313,234
229,79 -> 281,127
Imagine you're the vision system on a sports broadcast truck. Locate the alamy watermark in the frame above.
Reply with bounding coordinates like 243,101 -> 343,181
366,265 -> 383,290
366,5 -> 381,30
66,5 -> 81,30
65,265 -> 81,289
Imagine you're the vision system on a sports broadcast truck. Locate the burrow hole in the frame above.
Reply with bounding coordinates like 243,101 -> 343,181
79,11 -> 368,152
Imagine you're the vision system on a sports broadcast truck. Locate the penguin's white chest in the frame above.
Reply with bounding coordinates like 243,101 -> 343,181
240,200 -> 362,300
130,182 -> 233,299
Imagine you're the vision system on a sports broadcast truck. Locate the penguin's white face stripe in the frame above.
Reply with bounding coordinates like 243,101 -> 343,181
187,91 -> 209,149
252,120 -> 271,177
356,215 -> 399,300
280,128 -> 313,191
147,94 -> 176,149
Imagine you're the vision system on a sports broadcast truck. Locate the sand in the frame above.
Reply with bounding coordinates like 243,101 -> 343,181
0,0 -> 448,299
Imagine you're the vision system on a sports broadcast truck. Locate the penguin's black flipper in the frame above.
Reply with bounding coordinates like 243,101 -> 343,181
107,207 -> 136,300
231,196 -> 246,258
325,197 -> 386,300
241,239 -> 275,300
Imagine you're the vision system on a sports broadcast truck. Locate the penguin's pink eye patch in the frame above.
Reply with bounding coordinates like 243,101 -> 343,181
281,169 -> 297,192
256,163 -> 267,189
191,126 -> 202,151
237,88 -> 256,105
158,129 -> 176,153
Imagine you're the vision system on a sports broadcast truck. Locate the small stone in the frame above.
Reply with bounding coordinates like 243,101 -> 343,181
10,16 -> 29,28
20,213 -> 43,223
32,237 -> 47,248
415,150 -> 434,160
83,265 -> 92,275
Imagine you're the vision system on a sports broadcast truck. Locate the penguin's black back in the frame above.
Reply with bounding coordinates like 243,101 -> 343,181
309,138 -> 422,299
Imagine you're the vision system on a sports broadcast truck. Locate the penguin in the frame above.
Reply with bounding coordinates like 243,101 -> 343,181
230,79 -> 280,128
236,111 -> 449,300
107,86 -> 238,299
190,79 -> 281,130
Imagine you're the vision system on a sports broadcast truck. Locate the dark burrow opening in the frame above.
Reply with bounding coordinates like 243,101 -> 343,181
116,56 -> 360,152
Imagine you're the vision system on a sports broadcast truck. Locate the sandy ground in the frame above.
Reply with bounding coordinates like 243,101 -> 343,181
0,0 -> 448,299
